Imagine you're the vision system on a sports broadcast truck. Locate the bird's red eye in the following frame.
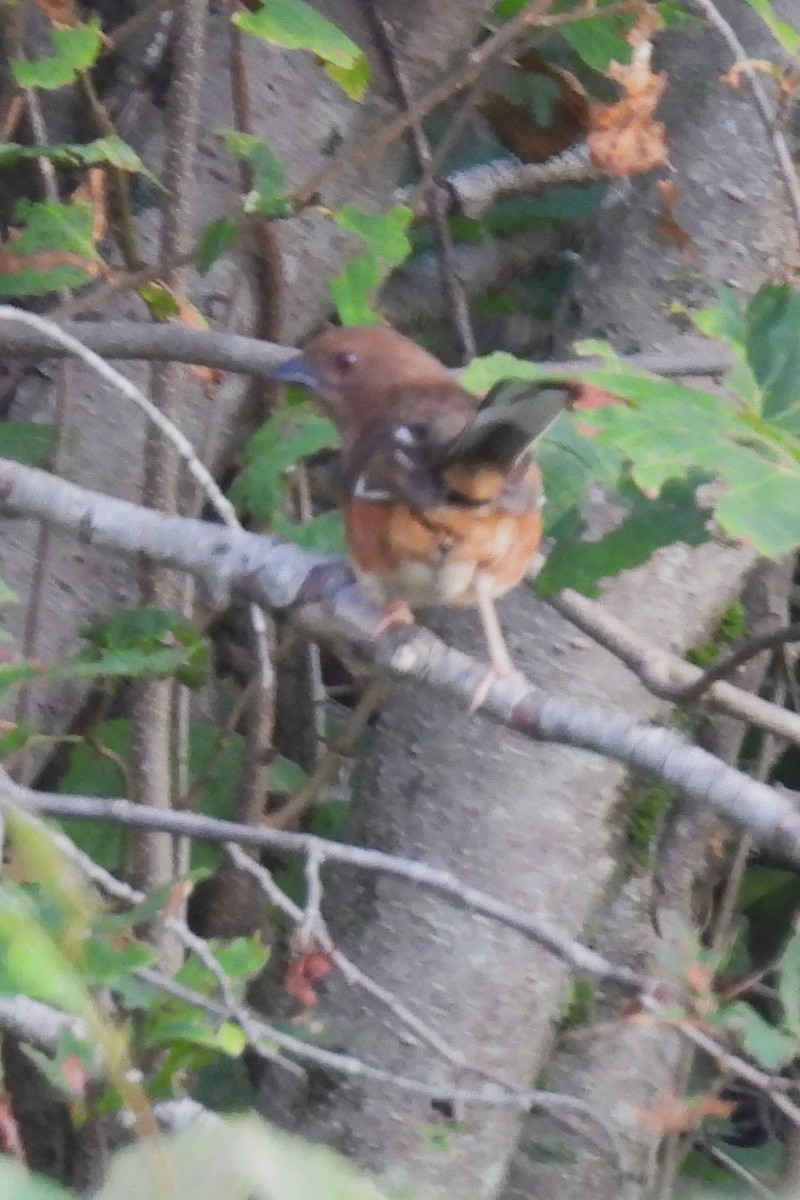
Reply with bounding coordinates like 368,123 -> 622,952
333,350 -> 359,374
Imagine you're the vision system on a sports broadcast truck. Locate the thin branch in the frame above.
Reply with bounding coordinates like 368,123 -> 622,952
669,622 -> 800,703
226,842 -> 504,1080
3,454 -> 800,862
0,315 -> 737,380
2,781 -> 647,990
688,0 -> 800,245
291,0 -> 554,205
549,589 -> 800,746
365,1 -> 476,360
290,0 -> 633,208
397,143 -> 603,220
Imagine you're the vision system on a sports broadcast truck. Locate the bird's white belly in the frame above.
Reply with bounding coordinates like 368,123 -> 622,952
354,557 -> 501,608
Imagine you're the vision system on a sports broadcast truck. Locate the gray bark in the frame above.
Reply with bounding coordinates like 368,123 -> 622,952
256,4 -> 797,1198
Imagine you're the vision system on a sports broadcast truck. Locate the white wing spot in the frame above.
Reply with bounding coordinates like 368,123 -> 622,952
393,425 -> 416,445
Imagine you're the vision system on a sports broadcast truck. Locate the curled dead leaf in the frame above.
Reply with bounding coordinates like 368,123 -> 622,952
33,0 -> 80,24
588,13 -> 668,178
634,1090 -> 734,1134
0,246 -> 99,278
657,180 -> 696,261
284,949 -> 333,1008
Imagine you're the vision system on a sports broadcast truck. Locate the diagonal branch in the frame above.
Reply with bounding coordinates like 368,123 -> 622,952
3,453 -> 800,862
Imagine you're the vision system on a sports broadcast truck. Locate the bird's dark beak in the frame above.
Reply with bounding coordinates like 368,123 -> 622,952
270,353 -> 323,392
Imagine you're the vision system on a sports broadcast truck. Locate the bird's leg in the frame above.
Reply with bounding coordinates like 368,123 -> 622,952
371,599 -> 415,639
469,578 -> 524,712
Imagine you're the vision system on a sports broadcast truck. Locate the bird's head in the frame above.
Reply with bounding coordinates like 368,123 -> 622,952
270,325 -> 453,439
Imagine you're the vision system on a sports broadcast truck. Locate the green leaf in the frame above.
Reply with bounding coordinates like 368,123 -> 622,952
273,510 -> 346,554
561,12 -> 633,71
778,931 -> 800,1038
11,17 -> 102,89
146,1013 -> 247,1056
84,936 -> 158,985
94,1114 -> 392,1200
0,200 -> 98,297
0,421 -> 56,466
82,606 -> 211,688
222,133 -> 292,216
330,255 -> 383,326
233,0 -> 370,99
0,135 -> 154,177
537,414 -> 623,529
741,0 -> 800,54
329,204 -> 412,325
461,350 -> 552,393
269,755 -> 309,795
139,281 -> 181,319
0,1157 -> 73,1200
217,935 -> 270,979
712,444 -> 800,558
0,721 -> 34,758
537,475 -> 711,597
231,403 -> 339,520
744,283 -> 800,430
196,216 -> 240,273
58,718 -> 241,872
0,884 -> 88,1014
721,1001 -> 797,1070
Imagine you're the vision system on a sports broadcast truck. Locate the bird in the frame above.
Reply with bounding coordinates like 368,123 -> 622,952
271,325 -> 570,700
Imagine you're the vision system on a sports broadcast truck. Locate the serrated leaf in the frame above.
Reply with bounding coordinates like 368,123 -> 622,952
84,936 -> 157,985
0,421 -> 56,465
537,475 -> 711,596
561,12 -> 633,71
0,135 -> 154,178
82,606 -> 210,687
461,350 -> 552,394
330,255 -> 383,325
217,935 -> 270,979
11,17 -> 102,89
712,445 -> 800,557
222,132 -> 291,215
722,1001 -> 797,1070
0,200 -> 98,296
58,718 -> 241,872
234,0 -> 370,100
231,404 -> 339,520
329,204 -> 412,325
196,216 -> 240,273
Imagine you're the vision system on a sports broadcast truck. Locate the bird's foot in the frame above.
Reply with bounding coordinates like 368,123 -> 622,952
468,662 -> 527,715
371,599 -> 415,640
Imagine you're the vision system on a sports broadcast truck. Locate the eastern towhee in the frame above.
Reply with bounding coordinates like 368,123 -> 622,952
272,326 -> 570,693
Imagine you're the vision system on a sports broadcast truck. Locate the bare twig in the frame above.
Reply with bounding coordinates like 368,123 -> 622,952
2,781 -> 648,990
398,143 -> 603,220
550,589 -> 800,746
688,0 -> 800,245
291,0 -> 555,207
0,315 -> 737,381
669,622 -> 800,703
4,454 -> 800,860
365,1 -> 476,360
